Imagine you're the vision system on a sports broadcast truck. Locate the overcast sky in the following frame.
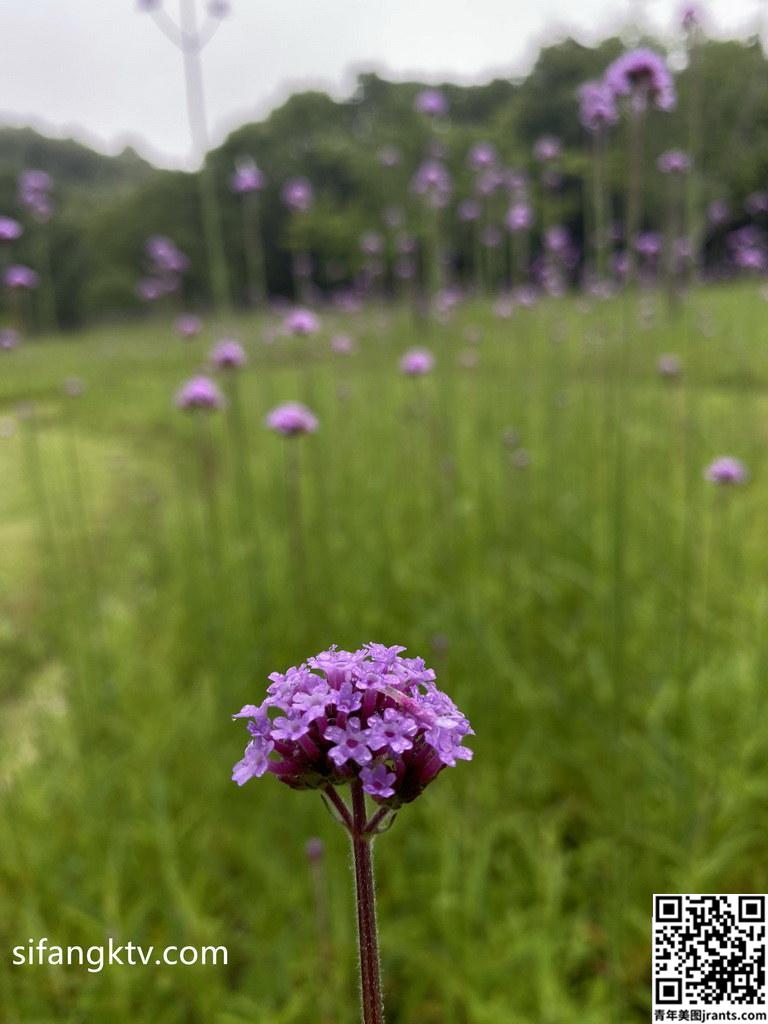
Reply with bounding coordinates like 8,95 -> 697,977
0,0 -> 763,168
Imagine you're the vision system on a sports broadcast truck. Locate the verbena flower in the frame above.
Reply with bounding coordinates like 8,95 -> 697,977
175,314 -> 203,339
506,202 -> 533,232
266,402 -> 319,436
533,136 -> 561,162
284,308 -> 319,336
360,232 -> 384,256
175,376 -> 224,411
282,177 -> 313,212
400,348 -> 435,376
578,80 -> 618,133
468,142 -> 497,171
0,217 -> 23,242
5,265 -> 39,290
232,644 -> 473,807
231,159 -> 264,194
414,88 -> 448,116
147,235 -> 189,276
705,457 -> 748,485
211,339 -> 247,369
658,149 -> 691,174
605,48 -> 676,111
411,160 -> 452,209
657,354 -> 682,378
458,199 -> 481,223
331,334 -> 356,355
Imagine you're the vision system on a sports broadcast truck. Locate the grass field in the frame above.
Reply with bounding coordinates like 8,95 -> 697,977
2,283 -> 768,1023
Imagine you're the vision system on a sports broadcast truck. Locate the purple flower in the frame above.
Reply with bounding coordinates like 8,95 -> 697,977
282,177 -> 313,213
211,338 -> 247,369
147,236 -> 189,275
325,718 -> 373,767
578,80 -> 618,133
0,217 -> 23,242
681,2 -> 701,30
231,159 -> 264,194
634,232 -> 663,259
5,265 -> 39,290
400,348 -> 434,376
266,402 -> 319,436
705,457 -> 748,485
415,88 -> 448,116
175,375 -> 224,411
468,142 -> 497,171
533,136 -> 561,162
506,202 -> 533,232
658,149 -> 690,175
231,643 -> 473,806
18,170 -> 54,221
411,160 -> 452,209
284,308 -> 319,336
0,329 -> 20,351
331,334 -> 356,355
360,764 -> 397,799
175,314 -> 203,339
605,48 -> 676,111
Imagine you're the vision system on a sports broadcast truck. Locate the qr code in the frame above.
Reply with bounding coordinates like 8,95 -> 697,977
653,895 -> 767,1018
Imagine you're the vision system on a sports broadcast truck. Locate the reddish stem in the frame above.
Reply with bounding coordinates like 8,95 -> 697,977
351,781 -> 385,1024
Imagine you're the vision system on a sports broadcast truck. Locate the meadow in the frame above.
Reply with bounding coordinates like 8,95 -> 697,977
2,283 -> 768,1022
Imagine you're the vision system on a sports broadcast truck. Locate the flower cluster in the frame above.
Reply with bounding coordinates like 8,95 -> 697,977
265,401 -> 318,436
211,338 -> 247,369
605,48 -> 676,111
231,159 -> 264,195
400,348 -> 434,376
284,308 -> 319,336
411,160 -> 452,209
578,80 -> 618,134
414,89 -> 448,117
175,375 -> 224,411
5,265 -> 39,290
657,149 -> 690,175
705,457 -> 748,485
0,217 -> 23,243
282,177 -> 313,213
18,170 -> 54,222
232,644 -> 473,806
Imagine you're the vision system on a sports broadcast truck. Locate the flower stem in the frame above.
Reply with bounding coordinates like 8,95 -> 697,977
350,781 -> 385,1024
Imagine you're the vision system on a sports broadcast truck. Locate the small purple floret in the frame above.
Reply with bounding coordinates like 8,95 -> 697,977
266,402 -> 319,436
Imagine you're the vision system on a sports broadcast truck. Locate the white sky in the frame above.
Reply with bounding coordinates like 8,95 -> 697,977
0,0 -> 763,168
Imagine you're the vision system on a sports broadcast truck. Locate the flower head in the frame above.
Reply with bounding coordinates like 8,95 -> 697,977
468,142 -> 497,171
231,643 -> 473,806
705,456 -> 748,485
411,160 -> 452,209
331,334 -> 356,355
414,88 -> 448,116
5,265 -> 39,290
266,402 -> 318,436
175,375 -> 224,411
211,338 -> 247,369
147,236 -> 189,275
175,314 -> 203,339
658,149 -> 690,175
578,80 -> 618,133
0,217 -> 23,242
605,48 -> 676,111
506,202 -> 533,232
284,308 -> 319,336
533,136 -> 561,162
231,159 -> 264,194
282,177 -> 313,213
400,348 -> 434,376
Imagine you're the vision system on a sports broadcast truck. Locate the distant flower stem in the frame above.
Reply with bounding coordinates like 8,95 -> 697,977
592,129 -> 607,280
179,0 -> 231,315
242,191 -> 267,306
625,101 -> 646,283
350,781 -> 385,1024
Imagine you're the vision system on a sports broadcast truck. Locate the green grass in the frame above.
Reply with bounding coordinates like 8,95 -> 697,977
2,285 -> 768,1022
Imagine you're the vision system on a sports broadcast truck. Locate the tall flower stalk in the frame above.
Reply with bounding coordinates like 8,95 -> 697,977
232,644 -> 473,1024
139,0 -> 231,314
